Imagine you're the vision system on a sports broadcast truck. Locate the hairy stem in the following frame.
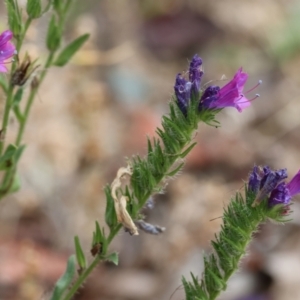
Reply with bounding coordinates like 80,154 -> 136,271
62,255 -> 102,300
62,224 -> 122,300
61,131 -> 196,300
181,189 -> 285,300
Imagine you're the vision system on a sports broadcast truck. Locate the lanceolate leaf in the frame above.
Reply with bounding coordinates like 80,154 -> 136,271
74,236 -> 86,270
0,144 -> 17,169
166,162 -> 184,177
104,186 -> 118,229
180,142 -> 197,158
54,34 -> 89,67
26,0 -> 42,18
46,15 -> 61,52
50,255 -> 76,300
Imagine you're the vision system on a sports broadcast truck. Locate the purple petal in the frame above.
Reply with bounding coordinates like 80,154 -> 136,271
248,166 -> 262,194
205,68 -> 250,112
174,73 -> 191,115
254,167 -> 287,205
269,182 -> 291,207
0,65 -> 7,73
0,30 -> 16,73
235,68 -> 248,90
235,95 -> 251,112
0,41 -> 16,60
287,170 -> 300,197
0,30 -> 13,47
199,85 -> 220,110
188,54 -> 203,94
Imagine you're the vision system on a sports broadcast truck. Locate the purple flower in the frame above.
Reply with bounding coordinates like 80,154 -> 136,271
174,55 -> 259,115
260,167 -> 288,197
248,165 -> 262,194
249,166 -> 300,210
269,170 -> 300,208
286,170 -> 300,196
268,183 -> 290,207
198,85 -> 220,111
174,54 -> 203,115
200,68 -> 250,112
0,30 -> 16,73
174,74 -> 192,115
188,54 -> 203,95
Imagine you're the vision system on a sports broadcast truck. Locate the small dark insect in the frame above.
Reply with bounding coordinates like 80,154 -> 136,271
90,243 -> 102,256
11,54 -> 39,86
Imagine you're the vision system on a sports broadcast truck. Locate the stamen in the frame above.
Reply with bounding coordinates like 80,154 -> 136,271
245,80 -> 262,94
2,60 -> 13,65
237,94 -> 260,104
249,94 -> 260,101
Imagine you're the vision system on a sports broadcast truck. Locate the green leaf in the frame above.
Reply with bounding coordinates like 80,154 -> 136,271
0,145 -> 24,195
52,0 -> 63,14
91,222 -> 106,256
106,252 -> 118,265
7,172 -> 21,193
0,144 -> 26,171
95,221 -> 102,243
74,236 -> 86,270
0,74 -> 8,93
14,145 -> 26,162
13,106 -> 24,123
147,136 -> 153,154
180,142 -> 197,158
5,0 -> 22,36
46,15 -> 61,52
54,34 -> 89,67
12,88 -> 23,106
12,89 -> 24,122
50,255 -> 76,300
0,144 -> 17,170
166,162 -> 184,177
26,0 -> 42,18
104,186 -> 118,229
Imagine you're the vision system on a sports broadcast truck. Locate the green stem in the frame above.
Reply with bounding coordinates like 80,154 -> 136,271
209,218 -> 262,300
0,86 -> 14,155
182,191 -> 272,300
15,52 -> 54,146
62,224 -> 122,300
62,255 -> 102,300
61,134 -> 195,300
0,17 -> 32,155
17,18 -> 32,51
17,18 -> 32,52
60,97 -> 204,300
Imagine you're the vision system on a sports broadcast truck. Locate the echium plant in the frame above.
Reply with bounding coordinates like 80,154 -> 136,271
48,54 -> 278,300
1,2 -> 297,300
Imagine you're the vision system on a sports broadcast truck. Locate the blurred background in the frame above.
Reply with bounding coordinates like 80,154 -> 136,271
1,0 -> 300,299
